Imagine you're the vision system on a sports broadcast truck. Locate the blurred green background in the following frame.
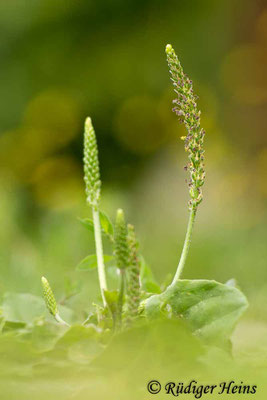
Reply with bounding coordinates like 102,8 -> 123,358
0,0 -> 266,323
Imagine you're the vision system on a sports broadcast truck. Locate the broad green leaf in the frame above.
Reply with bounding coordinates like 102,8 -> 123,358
144,279 -> 248,345
76,254 -> 113,271
140,257 -> 161,294
2,293 -> 45,324
99,210 -> 114,238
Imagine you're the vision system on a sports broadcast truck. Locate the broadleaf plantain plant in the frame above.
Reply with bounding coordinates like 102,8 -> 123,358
41,44 -> 248,348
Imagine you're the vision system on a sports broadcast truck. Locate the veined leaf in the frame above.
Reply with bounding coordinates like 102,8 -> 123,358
76,254 -> 113,271
79,211 -> 114,240
2,293 -> 45,324
144,279 -> 248,345
140,257 -> 161,294
99,210 -> 114,238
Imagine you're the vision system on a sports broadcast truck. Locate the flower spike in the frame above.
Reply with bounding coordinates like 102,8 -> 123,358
42,276 -> 58,317
41,277 -> 69,326
126,224 -> 141,321
166,44 -> 205,210
83,117 -> 101,208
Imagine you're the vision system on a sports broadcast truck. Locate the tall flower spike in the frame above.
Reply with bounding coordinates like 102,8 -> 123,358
166,44 -> 205,210
114,209 -> 129,270
126,224 -> 141,321
41,277 -> 70,326
83,117 -> 101,208
83,117 -> 107,306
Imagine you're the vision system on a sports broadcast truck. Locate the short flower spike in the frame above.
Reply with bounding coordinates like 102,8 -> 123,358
83,117 -> 101,208
42,276 -> 58,317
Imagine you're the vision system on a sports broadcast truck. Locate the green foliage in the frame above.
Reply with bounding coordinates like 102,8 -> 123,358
144,279 -> 248,346
99,211 -> 114,240
0,43 -> 250,389
79,210 -> 114,241
76,254 -> 113,271
140,257 -> 161,294
2,293 -> 45,323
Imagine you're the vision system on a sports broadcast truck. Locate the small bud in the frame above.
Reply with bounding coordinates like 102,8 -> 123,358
41,277 -> 58,317
165,44 -> 173,55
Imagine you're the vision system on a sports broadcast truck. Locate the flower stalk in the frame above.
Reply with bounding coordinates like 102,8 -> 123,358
165,44 -> 205,282
172,208 -> 196,283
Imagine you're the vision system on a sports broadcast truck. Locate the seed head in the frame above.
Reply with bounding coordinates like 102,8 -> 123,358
114,209 -> 129,270
41,276 -> 58,317
166,44 -> 205,210
83,117 -> 101,208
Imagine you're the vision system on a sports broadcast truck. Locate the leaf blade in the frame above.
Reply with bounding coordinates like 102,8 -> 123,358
144,279 -> 248,345
76,254 -> 113,271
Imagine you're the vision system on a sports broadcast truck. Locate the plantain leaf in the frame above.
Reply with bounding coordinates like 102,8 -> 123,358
2,293 -> 45,324
76,254 -> 113,271
144,279 -> 248,345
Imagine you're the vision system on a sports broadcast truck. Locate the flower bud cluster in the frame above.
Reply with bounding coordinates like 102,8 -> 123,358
126,224 -> 141,320
166,44 -> 205,209
42,276 -> 58,317
83,117 -> 101,208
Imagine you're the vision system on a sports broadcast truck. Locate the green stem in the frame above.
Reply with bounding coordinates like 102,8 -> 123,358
117,269 -> 125,326
55,313 -> 70,327
92,207 -> 108,306
172,208 -> 197,284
